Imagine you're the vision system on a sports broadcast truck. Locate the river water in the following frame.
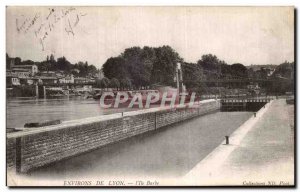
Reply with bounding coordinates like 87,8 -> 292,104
6,97 -> 143,128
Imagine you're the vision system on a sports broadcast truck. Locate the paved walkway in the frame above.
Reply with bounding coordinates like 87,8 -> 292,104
184,99 -> 294,186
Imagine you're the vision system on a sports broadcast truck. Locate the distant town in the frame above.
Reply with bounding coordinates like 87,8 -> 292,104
6,53 -> 104,97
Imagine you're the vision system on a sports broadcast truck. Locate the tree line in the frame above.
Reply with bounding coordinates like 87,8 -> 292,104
99,46 -> 294,94
99,46 -> 249,91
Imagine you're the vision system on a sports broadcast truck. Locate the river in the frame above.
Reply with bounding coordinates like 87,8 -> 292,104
6,97 -> 143,128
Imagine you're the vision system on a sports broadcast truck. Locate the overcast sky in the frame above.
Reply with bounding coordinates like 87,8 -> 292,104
6,6 -> 294,68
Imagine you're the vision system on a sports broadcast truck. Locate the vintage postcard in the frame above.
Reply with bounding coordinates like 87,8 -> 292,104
6,6 -> 295,187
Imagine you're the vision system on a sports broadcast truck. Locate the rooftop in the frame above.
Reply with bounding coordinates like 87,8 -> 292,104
12,65 -> 36,68
11,68 -> 30,72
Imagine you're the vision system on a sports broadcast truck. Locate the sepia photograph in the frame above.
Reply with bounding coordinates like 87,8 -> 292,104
5,5 -> 295,187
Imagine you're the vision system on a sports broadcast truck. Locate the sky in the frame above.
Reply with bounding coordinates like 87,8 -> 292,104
6,6 -> 294,68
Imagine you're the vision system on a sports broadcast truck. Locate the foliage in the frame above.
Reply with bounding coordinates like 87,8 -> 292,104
57,57 -> 72,72
74,61 -> 98,77
182,62 -> 207,94
271,62 -> 294,79
109,78 -> 120,89
122,46 -> 155,87
197,54 -> 220,72
96,77 -> 110,88
182,63 -> 203,86
102,57 -> 128,80
119,77 -> 132,89
230,63 -> 248,78
102,45 -> 182,89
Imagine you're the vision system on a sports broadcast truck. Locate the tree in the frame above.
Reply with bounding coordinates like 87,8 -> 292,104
102,46 -> 182,88
231,63 -> 248,78
256,67 -> 268,79
182,62 -> 204,87
197,54 -> 220,72
49,54 -> 55,63
247,68 -> 255,79
14,57 -> 21,65
21,60 -> 35,66
74,61 -> 98,77
96,77 -> 110,88
109,78 -> 120,89
122,46 -> 154,88
220,60 -> 231,79
272,62 -> 294,79
182,62 -> 207,94
87,65 -> 98,76
38,61 -> 52,71
119,77 -> 132,89
102,56 -> 128,80
57,57 -> 72,72
151,46 -> 183,86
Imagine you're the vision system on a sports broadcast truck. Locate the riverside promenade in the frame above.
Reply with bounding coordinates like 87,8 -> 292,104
184,99 -> 294,186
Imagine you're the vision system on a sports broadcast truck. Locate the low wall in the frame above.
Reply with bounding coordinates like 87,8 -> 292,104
7,99 -> 220,173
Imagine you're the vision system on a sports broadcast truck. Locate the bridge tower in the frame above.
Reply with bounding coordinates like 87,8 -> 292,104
175,63 -> 186,93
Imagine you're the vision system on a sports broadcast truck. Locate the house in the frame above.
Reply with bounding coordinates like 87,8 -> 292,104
11,68 -> 31,77
6,71 -> 20,86
11,64 -> 38,75
7,70 -> 39,85
36,76 -> 58,84
72,69 -> 80,74
74,77 -> 88,84
88,77 -> 96,83
59,74 -> 74,84
40,71 -> 56,77
18,77 -> 36,85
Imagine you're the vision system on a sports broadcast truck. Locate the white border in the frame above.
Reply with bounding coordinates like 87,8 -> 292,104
0,0 -> 298,191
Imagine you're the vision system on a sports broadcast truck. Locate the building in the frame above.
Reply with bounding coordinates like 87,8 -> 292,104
18,77 -> 36,85
6,71 -> 20,86
74,77 -> 88,84
59,74 -> 74,84
11,64 -> 38,76
36,76 -> 58,84
72,69 -> 80,74
74,77 -> 96,84
6,70 -> 38,86
266,68 -> 276,77
11,68 -> 31,77
40,71 -> 56,77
